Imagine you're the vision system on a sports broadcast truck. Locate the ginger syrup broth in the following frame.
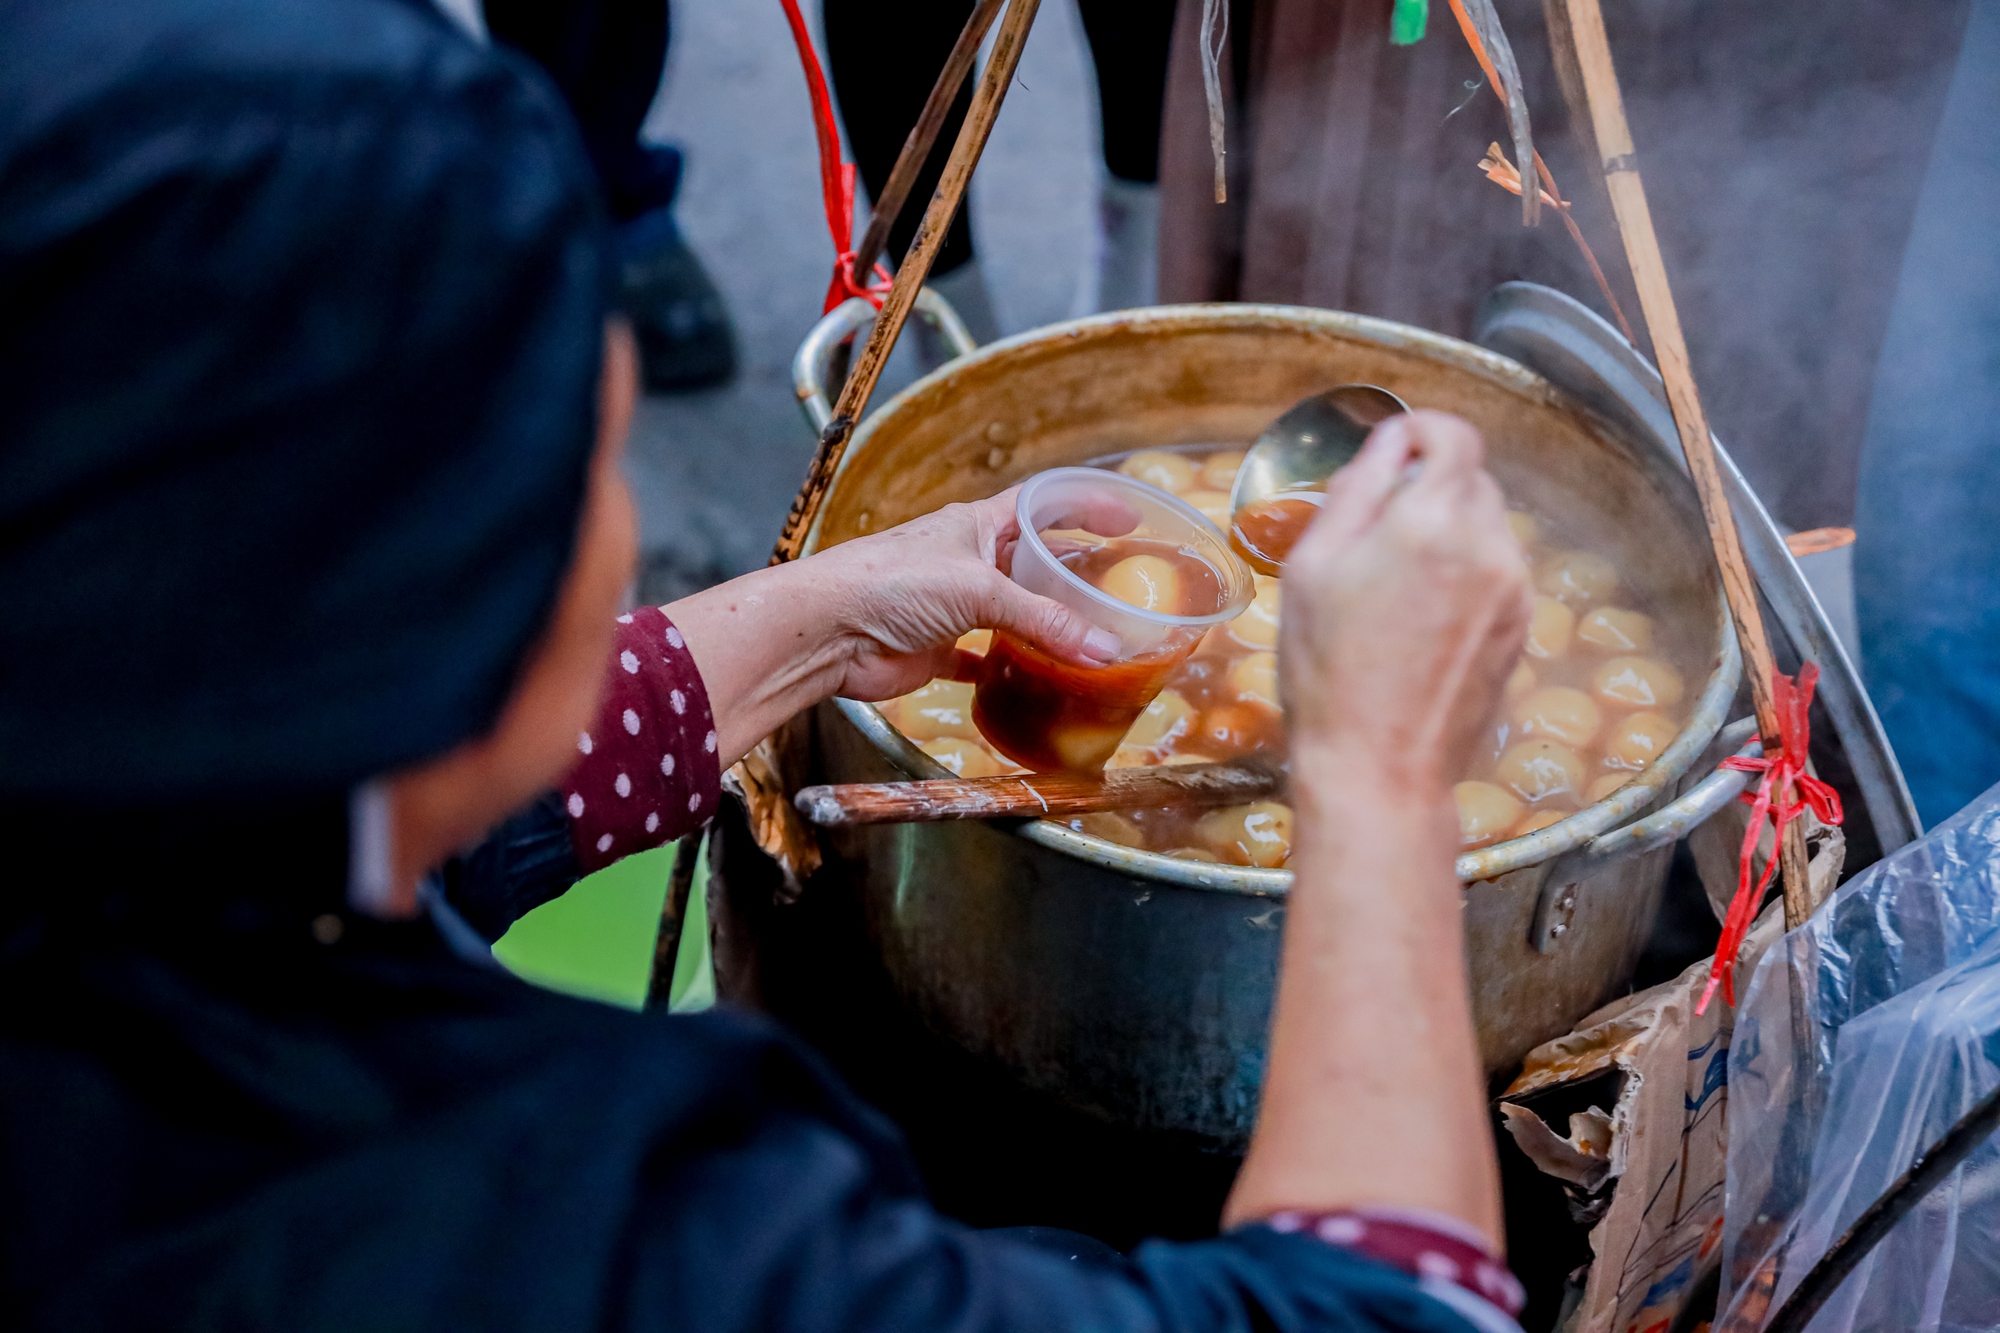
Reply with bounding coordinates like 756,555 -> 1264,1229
879,444 -> 1707,867
973,536 -> 1229,774
1230,491 -> 1324,577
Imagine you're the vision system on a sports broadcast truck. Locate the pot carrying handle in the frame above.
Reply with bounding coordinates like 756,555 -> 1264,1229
1530,716 -> 1761,951
793,288 -> 980,434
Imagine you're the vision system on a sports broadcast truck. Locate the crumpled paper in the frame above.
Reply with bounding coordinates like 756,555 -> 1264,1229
1501,827 -> 1844,1332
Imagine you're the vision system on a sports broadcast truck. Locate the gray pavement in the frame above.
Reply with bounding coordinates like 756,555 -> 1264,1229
628,0 -> 1100,600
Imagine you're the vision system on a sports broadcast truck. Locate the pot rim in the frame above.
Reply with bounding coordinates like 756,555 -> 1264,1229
809,303 -> 1743,897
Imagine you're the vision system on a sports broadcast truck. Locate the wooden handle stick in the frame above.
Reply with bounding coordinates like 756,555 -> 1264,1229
795,762 -> 1280,828
732,0 -> 1036,890
820,0 -> 1001,392
645,832 -> 702,1008
849,0 -> 1005,281
773,0 -> 1042,565
1563,0 -> 1814,927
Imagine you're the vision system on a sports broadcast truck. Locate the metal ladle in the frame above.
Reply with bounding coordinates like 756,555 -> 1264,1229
1223,384 -> 1409,574
1227,383 -> 1411,520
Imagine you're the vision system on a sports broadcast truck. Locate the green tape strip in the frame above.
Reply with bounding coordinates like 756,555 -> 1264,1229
1390,0 -> 1429,45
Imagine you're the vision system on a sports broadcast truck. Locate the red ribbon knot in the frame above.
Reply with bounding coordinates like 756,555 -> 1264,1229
777,0 -> 895,314
1697,662 -> 1844,1014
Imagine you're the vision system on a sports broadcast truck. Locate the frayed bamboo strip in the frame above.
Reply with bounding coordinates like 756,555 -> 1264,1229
1200,0 -> 1229,202
1449,2 -> 1636,344
1447,0 -> 1537,225
850,0 -> 1005,280
1479,143 -> 1637,344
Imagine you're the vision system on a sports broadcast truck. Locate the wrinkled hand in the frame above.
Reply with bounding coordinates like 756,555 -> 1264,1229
1279,411 -> 1530,796
808,488 -> 1125,702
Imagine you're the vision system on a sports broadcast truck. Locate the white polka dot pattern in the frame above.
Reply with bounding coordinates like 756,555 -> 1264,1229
559,607 -> 722,874
1315,1215 -> 1366,1245
1259,1208 -> 1524,1323
1415,1252 -> 1460,1282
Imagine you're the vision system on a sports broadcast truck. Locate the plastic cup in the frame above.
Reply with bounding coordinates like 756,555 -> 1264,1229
973,467 -> 1255,773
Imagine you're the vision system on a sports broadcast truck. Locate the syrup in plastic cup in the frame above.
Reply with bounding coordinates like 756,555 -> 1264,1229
973,467 -> 1255,773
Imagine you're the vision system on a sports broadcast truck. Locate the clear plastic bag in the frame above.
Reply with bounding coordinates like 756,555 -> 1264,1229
1718,782 -> 2000,1332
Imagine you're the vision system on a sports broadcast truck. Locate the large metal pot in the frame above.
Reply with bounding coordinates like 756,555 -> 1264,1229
793,299 -> 1759,1150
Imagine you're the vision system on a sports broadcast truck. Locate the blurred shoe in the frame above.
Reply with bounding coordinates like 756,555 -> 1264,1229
619,209 -> 738,393
917,260 -> 1003,371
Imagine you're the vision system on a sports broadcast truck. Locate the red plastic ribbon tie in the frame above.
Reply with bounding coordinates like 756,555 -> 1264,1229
1697,662 -> 1843,1014
777,0 -> 893,313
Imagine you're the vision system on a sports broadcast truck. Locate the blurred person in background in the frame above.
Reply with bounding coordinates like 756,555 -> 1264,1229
1155,0 -> 1969,540
457,0 -> 741,391
1853,0 -> 2000,828
823,0 -> 1180,353
2,0 -> 1535,1328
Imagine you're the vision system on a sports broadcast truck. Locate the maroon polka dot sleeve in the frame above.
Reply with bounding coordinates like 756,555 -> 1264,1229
560,606 -> 721,875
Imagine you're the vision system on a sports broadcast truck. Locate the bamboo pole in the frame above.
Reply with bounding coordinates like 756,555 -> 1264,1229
795,762 -> 1280,828
645,832 -> 702,1008
821,0 -> 1002,391
1562,0 -> 1814,928
848,0 -> 1005,281
729,0 -> 1041,882
773,0 -> 1042,565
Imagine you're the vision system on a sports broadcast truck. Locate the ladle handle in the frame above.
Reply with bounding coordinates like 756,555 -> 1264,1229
795,761 -> 1278,828
792,288 -> 979,435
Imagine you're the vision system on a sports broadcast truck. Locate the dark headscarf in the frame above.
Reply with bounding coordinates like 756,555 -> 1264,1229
0,0 -> 610,806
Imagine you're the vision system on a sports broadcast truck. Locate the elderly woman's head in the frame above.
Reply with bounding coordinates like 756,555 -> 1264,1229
0,0 -> 635,887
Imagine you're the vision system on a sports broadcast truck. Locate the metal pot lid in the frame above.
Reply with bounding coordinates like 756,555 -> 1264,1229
1473,281 -> 1918,851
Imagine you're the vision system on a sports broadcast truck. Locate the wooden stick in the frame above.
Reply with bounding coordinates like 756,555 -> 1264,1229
1533,0 -> 1639,344
1785,526 -> 1856,558
1536,0 -> 1632,250
772,0 -> 1042,565
1446,0 -> 1537,225
823,0 -> 1001,390
849,0 -> 1005,281
1563,0 -> 1814,928
645,831 -> 702,1008
795,762 -> 1279,828
1539,0 -> 1611,214
1448,1 -> 1635,340
1477,142 -> 1636,344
